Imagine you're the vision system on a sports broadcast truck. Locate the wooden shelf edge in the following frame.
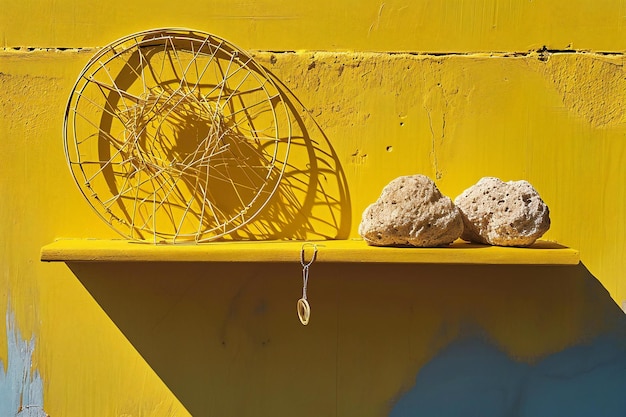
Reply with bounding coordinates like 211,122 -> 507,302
40,239 -> 580,265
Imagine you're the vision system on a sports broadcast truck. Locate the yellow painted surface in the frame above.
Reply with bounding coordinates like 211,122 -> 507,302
1,0 -> 626,51
1,1 -> 625,416
40,239 -> 580,265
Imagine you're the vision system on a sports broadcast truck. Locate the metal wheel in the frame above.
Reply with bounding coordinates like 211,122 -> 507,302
64,28 -> 291,243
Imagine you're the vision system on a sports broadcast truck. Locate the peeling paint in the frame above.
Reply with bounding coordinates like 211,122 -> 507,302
0,309 -> 47,417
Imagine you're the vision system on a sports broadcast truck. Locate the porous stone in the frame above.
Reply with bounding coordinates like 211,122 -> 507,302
454,177 -> 550,247
358,174 -> 464,247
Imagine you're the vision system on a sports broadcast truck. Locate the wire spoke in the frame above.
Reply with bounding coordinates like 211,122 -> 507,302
63,29 -> 290,242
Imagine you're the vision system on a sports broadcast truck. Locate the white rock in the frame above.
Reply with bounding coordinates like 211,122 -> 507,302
454,177 -> 550,247
358,175 -> 464,247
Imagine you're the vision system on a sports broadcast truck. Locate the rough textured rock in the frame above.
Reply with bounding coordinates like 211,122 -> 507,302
358,175 -> 464,247
454,177 -> 550,247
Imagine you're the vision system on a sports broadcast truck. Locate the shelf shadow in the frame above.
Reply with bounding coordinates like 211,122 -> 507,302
229,74 -> 352,241
68,261 -> 626,417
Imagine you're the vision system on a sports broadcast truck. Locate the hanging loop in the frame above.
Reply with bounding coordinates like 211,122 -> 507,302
300,242 -> 318,268
298,243 -> 318,326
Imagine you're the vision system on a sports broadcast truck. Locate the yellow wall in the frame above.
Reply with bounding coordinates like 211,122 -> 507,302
2,0 -> 626,51
1,1 -> 625,416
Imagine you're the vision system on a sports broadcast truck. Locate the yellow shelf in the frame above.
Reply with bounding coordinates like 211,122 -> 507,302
40,239 -> 579,265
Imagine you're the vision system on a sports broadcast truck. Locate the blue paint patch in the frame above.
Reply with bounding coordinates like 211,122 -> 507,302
391,336 -> 626,417
0,309 -> 46,417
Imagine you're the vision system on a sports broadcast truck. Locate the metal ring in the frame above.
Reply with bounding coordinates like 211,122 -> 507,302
297,298 -> 311,325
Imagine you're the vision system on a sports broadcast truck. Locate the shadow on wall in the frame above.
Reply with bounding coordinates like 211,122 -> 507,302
67,261 -> 626,417
390,335 -> 626,417
232,75 -> 352,241
66,29 -> 350,242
